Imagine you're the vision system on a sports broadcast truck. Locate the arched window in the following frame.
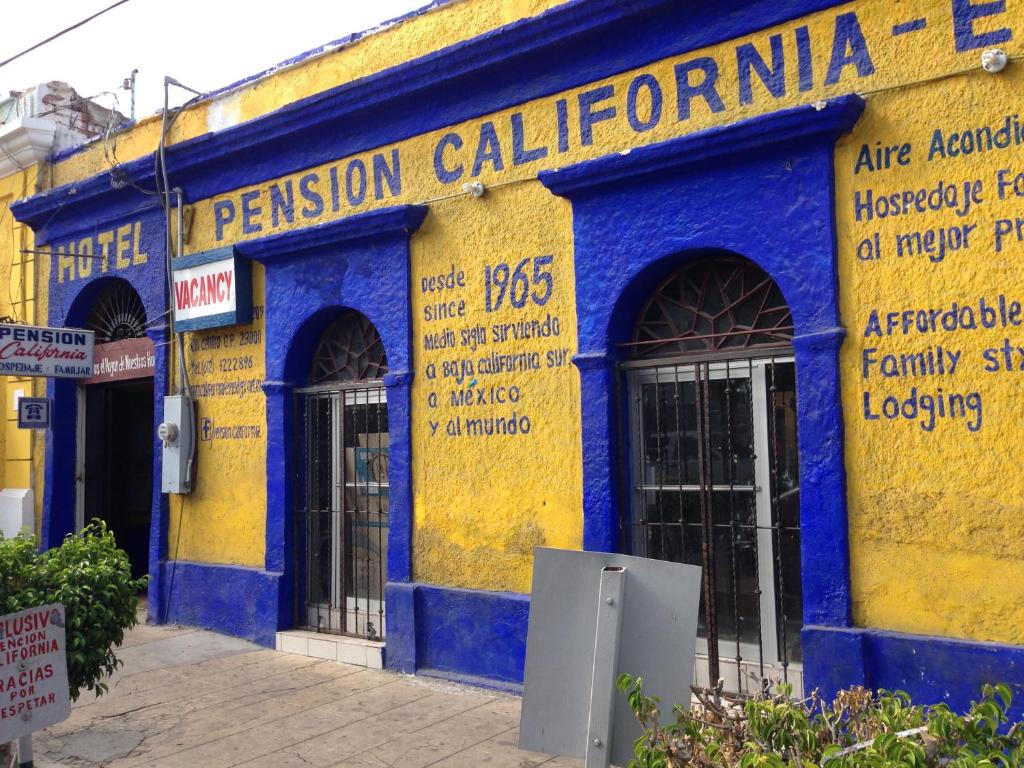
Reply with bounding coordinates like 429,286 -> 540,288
633,256 -> 792,357
623,255 -> 801,694
300,311 -> 389,641
86,281 -> 148,343
309,310 -> 388,384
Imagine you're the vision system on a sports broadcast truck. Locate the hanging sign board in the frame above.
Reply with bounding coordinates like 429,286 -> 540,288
80,337 -> 156,385
0,603 -> 71,743
171,246 -> 252,332
0,323 -> 94,378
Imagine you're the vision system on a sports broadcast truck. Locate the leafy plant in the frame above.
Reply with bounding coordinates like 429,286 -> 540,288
0,520 -> 148,700
617,673 -> 1023,767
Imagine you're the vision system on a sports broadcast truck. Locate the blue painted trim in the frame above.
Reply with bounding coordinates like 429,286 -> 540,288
47,1 -> 456,169
540,95 -> 865,198
34,211 -> 169,623
173,245 -> 236,269
803,625 -> 1024,721
158,560 -> 282,647
253,205 -> 425,644
540,102 -> 863,681
382,372 -> 414,584
416,668 -> 524,696
385,581 -> 530,686
11,0 -> 848,235
173,311 -> 242,332
236,205 -> 429,264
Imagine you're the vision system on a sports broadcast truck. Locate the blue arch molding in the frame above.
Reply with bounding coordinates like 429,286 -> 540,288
156,206 -> 427,648
10,0 -> 849,233
539,96 -> 1024,717
39,204 -> 173,625
540,96 -> 865,621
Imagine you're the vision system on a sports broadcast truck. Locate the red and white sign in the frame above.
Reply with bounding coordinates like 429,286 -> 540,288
0,603 -> 71,742
173,256 -> 236,322
0,323 -> 94,378
81,337 -> 156,385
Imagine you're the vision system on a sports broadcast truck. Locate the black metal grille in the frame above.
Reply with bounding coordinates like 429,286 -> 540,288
299,385 -> 389,639
86,281 -> 147,343
623,355 -> 801,694
310,310 -> 388,384
631,256 -> 793,358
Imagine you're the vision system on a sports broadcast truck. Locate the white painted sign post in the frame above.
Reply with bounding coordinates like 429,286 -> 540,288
0,604 -> 71,767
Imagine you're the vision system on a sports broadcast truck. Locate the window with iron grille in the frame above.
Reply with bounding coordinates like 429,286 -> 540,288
622,256 -> 801,694
86,281 -> 148,342
298,310 -> 389,639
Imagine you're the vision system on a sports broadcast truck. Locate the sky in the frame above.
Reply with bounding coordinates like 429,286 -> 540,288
0,0 -> 430,121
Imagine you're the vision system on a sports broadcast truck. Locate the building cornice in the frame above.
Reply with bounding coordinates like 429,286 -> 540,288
11,0 -> 848,238
539,95 -> 866,199
0,117 -> 56,179
235,205 -> 429,264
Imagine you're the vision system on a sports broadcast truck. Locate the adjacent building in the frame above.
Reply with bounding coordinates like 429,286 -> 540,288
0,82 -> 124,536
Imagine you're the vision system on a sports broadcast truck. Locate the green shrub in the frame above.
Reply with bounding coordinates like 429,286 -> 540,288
617,673 -> 1023,767
0,520 -> 148,700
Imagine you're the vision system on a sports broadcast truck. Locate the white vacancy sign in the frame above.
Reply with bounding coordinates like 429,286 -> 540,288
173,256 -> 236,322
0,603 -> 71,743
171,246 -> 252,332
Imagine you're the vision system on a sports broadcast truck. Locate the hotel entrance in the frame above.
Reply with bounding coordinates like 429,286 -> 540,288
77,281 -> 156,581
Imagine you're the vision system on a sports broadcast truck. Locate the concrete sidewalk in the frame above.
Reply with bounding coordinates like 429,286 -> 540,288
31,619 -> 583,768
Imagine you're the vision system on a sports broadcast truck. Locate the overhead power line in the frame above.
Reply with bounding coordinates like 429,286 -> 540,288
0,0 -> 133,71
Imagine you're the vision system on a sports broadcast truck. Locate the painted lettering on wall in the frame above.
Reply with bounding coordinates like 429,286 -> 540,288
834,2 -> 1024,641
420,255 -> 567,440
410,185 -> 582,594
196,1 -> 1018,252
846,102 -> 1024,434
52,221 -> 148,284
186,305 -> 265,404
169,283 -> 268,567
211,150 -> 402,242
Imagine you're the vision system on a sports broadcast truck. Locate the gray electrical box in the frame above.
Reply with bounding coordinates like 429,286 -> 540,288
159,395 -> 194,494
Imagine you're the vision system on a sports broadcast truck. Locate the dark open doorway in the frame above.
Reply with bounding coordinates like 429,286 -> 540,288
84,379 -> 154,581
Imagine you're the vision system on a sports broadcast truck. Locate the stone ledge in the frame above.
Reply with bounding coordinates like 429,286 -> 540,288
275,629 -> 385,669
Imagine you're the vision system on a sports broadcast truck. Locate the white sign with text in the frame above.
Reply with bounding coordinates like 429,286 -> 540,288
0,324 -> 95,378
0,603 -> 71,742
172,256 -> 237,322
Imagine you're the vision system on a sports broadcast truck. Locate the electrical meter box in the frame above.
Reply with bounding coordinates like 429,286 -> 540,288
159,395 -> 194,494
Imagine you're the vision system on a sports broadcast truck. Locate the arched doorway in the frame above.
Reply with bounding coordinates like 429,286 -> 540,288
621,255 -> 801,694
80,280 -> 155,581
297,310 -> 389,639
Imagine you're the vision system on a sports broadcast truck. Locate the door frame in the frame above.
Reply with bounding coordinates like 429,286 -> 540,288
623,353 -> 797,691
295,380 -> 389,639
74,385 -> 86,533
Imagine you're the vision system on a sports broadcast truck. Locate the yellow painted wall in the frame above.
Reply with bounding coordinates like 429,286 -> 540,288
24,0 -> 1024,637
48,0 -> 571,190
0,168 -> 45,536
166,266 -> 267,567
410,183 -> 580,593
836,69 -> 1024,645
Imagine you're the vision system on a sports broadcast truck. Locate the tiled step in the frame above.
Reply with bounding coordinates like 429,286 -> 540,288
275,629 -> 385,669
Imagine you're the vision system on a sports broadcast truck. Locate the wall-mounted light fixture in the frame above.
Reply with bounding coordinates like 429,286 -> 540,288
981,48 -> 1008,74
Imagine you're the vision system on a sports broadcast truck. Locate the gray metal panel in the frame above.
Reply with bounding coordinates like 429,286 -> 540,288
519,548 -> 701,767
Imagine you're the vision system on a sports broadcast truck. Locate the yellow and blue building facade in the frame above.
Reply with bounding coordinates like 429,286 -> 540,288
9,0 -> 1024,712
